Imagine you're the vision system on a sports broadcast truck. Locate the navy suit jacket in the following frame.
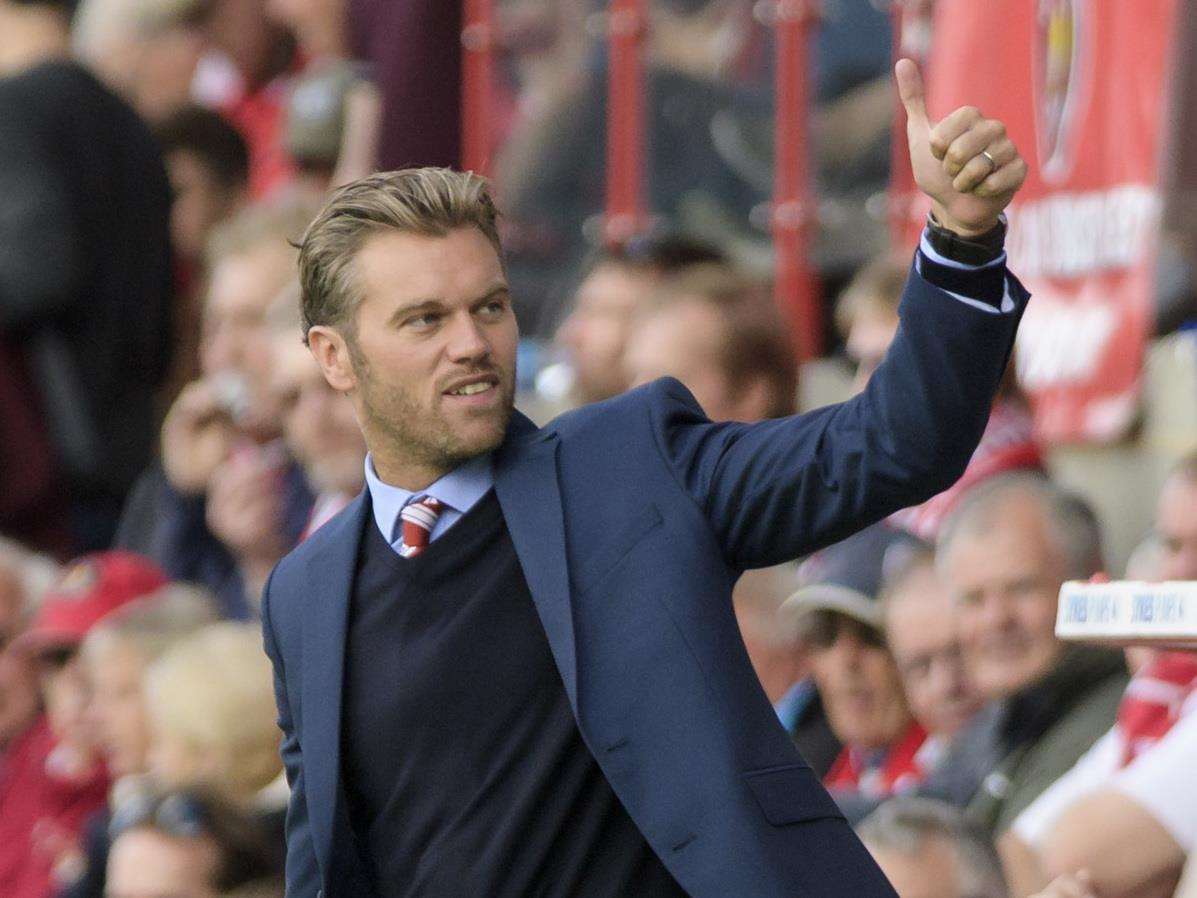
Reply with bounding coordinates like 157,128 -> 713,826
261,263 -> 1028,897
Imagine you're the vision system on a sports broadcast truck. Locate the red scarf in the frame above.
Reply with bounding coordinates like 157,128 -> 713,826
824,722 -> 929,797
1116,651 -> 1197,767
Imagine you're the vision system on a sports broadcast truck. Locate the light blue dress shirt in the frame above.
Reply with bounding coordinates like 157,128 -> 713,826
363,453 -> 495,555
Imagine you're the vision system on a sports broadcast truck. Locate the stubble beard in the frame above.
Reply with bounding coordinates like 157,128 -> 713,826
353,351 -> 516,476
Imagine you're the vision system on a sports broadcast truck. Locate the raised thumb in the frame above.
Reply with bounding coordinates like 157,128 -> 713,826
895,58 -> 930,132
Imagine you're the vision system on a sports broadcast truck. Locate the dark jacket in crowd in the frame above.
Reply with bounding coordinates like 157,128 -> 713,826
0,60 -> 173,551
920,645 -> 1128,835
114,461 -> 315,619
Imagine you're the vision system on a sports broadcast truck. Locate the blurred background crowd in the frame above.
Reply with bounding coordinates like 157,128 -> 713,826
1,0 -> 1196,896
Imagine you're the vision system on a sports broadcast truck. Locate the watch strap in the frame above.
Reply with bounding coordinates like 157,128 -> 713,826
925,213 -> 1007,266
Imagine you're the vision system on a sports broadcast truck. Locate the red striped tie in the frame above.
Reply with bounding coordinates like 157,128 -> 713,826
399,496 -> 443,558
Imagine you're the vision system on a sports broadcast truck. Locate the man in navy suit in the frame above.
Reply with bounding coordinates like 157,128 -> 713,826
262,61 -> 1031,897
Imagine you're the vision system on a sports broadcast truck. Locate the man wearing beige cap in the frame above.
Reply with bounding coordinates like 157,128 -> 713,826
784,525 -> 932,806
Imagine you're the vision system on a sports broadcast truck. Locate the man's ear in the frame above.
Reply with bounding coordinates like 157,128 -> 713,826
307,326 -> 358,392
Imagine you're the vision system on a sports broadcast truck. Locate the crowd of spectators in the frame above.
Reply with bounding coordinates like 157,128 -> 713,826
0,0 -> 1195,896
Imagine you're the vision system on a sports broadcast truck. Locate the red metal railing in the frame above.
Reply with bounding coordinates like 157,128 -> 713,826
603,0 -> 650,246
771,0 -> 821,362
461,0 -> 496,174
460,0 -> 824,359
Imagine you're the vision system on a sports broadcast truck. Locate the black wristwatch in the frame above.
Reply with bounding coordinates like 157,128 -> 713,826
925,213 -> 1007,266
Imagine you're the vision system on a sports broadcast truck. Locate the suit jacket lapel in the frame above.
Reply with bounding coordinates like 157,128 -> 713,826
301,491 -> 368,872
494,416 -> 578,710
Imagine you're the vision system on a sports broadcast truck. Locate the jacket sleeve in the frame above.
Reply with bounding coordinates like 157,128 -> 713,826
650,260 -> 1029,568
261,569 -> 323,897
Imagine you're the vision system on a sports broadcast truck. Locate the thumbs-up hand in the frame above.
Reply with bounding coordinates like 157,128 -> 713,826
896,58 -> 1027,237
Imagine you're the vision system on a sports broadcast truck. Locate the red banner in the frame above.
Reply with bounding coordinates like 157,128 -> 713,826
914,0 -> 1179,443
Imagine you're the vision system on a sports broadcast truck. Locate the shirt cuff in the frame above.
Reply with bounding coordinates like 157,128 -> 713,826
916,229 -> 1015,314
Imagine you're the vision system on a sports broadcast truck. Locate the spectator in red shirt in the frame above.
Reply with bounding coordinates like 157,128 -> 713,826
2,551 -> 166,898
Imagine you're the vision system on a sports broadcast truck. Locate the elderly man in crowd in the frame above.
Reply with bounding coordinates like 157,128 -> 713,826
998,451 -> 1197,898
783,525 -> 934,806
921,474 -> 1126,835
118,198 -> 321,617
859,797 -> 1009,898
882,544 -> 984,772
266,292 -> 367,539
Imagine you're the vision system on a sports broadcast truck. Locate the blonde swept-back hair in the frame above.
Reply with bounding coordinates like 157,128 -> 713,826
296,167 -> 503,343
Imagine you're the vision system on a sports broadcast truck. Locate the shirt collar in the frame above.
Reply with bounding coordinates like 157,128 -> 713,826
364,452 -> 494,543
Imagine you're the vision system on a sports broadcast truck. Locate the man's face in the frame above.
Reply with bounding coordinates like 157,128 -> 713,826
272,335 -> 366,495
626,299 -> 744,422
86,641 -> 152,779
807,613 -> 911,750
1156,473 -> 1197,581
885,565 -> 981,739
106,828 -> 220,898
868,837 -> 965,898
557,262 -> 656,404
941,497 -> 1066,701
201,247 -> 292,380
336,227 -> 517,485
200,246 -> 295,433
